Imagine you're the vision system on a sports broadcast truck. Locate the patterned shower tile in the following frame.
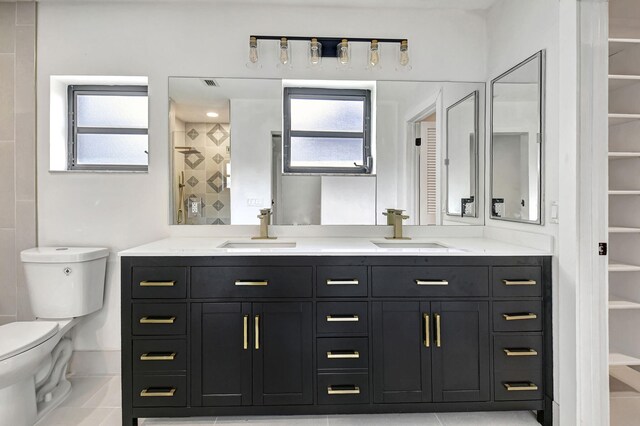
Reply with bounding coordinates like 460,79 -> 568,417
206,171 -> 225,193
184,152 -> 205,170
185,123 -> 206,146
206,123 -> 230,146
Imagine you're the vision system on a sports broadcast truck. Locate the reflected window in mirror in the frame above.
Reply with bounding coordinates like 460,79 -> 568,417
283,88 -> 372,174
446,91 -> 478,218
490,51 -> 545,225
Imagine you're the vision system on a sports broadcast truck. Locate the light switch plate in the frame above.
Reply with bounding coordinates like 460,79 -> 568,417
550,201 -> 559,224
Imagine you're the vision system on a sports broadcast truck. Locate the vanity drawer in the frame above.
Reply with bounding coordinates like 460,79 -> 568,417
371,266 -> 488,297
317,337 -> 369,370
132,303 -> 187,336
317,266 -> 368,298
132,374 -> 187,407
494,370 -> 543,401
191,267 -> 312,298
493,301 -> 542,332
492,266 -> 542,298
132,267 -> 187,299
317,373 -> 369,405
132,339 -> 187,373
317,302 -> 368,335
493,335 -> 543,372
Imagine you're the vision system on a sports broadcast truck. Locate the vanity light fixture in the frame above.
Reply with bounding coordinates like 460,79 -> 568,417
279,37 -> 290,65
248,35 -> 408,69
337,39 -> 350,65
399,40 -> 410,66
206,112 -> 219,118
369,40 -> 380,67
309,38 -> 322,66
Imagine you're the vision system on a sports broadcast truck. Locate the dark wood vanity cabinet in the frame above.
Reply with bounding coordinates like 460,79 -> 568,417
121,256 -> 552,426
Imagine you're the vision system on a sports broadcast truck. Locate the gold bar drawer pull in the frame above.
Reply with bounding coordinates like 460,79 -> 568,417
327,279 -> 359,285
415,279 -> 449,286
326,315 -> 359,322
327,351 -> 360,359
504,348 -> 538,357
502,279 -> 537,286
327,386 -> 360,395
504,382 -> 539,392
503,313 -> 537,321
140,387 -> 176,397
139,280 -> 176,287
140,352 -> 176,361
139,316 -> 176,324
235,280 -> 268,286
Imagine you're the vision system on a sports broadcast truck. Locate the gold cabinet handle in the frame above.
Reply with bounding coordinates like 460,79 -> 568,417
235,280 -> 268,286
327,279 -> 359,285
327,351 -> 360,359
415,279 -> 449,286
139,281 -> 176,287
140,388 -> 176,397
423,313 -> 430,348
504,348 -> 538,357
140,352 -> 176,361
326,315 -> 359,322
327,386 -> 360,395
502,279 -> 537,286
139,316 -> 176,324
243,315 -> 249,350
503,313 -> 537,321
504,382 -> 539,392
435,313 -> 441,348
254,315 -> 260,350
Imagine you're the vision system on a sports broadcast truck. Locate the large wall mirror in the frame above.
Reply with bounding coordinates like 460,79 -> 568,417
169,77 -> 484,226
490,51 -> 544,224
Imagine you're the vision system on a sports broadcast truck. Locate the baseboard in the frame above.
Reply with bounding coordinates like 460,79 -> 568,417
69,350 -> 121,376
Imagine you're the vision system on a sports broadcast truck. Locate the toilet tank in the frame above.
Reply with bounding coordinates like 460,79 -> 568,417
20,247 -> 109,319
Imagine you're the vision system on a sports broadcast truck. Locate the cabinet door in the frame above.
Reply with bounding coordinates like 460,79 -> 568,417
193,303 -> 252,406
431,301 -> 490,402
372,301 -> 431,403
252,302 -> 313,406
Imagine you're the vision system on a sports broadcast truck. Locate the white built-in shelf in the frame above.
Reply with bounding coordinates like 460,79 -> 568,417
609,113 -> 640,126
610,227 -> 640,233
609,74 -> 640,91
609,152 -> 640,159
609,190 -> 640,195
610,299 -> 640,310
610,352 -> 640,366
609,263 -> 640,272
610,38 -> 640,54
610,365 -> 640,393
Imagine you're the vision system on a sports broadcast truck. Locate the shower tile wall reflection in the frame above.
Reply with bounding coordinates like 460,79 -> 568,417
178,123 -> 230,225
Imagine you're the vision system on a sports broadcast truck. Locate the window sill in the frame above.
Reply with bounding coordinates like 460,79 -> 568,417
49,169 -> 149,174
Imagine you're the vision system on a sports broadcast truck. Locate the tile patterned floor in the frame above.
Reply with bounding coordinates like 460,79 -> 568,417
35,375 -> 540,426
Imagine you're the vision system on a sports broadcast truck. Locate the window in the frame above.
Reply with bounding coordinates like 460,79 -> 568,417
283,87 -> 372,174
68,85 -> 148,171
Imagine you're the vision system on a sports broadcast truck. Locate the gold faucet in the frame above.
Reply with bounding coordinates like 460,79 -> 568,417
382,208 -> 399,225
385,210 -> 410,240
252,208 -> 276,240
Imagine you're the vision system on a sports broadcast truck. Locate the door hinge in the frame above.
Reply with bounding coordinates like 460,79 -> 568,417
599,243 -> 608,256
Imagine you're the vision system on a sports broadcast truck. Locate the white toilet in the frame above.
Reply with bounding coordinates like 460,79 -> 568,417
0,247 -> 109,426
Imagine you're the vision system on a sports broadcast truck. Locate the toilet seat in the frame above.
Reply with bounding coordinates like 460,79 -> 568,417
0,322 -> 59,362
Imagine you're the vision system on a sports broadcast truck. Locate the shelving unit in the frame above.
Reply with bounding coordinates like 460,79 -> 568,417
608,3 -> 640,421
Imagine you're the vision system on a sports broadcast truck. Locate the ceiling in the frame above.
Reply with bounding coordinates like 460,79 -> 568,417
33,0 -> 499,9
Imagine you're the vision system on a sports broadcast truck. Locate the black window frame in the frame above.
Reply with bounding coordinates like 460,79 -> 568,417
283,87 -> 372,175
67,85 -> 149,171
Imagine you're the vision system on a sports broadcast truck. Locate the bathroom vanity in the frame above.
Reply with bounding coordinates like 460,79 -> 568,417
120,238 -> 552,425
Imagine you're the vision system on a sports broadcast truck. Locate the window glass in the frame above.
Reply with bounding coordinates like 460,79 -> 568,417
290,98 -> 364,132
77,95 -> 148,128
76,134 -> 148,165
290,137 -> 364,168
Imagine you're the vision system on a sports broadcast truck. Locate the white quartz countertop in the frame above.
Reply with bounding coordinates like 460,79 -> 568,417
118,237 -> 552,257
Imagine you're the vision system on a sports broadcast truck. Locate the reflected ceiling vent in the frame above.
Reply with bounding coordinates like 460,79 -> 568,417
202,79 -> 219,87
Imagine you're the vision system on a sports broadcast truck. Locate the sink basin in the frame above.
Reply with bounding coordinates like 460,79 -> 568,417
372,241 -> 448,249
219,241 -> 297,249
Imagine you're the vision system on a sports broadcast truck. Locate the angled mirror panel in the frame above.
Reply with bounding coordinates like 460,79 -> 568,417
490,51 -> 545,225
446,91 -> 479,217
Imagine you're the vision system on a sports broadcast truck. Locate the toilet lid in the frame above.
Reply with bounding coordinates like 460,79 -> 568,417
0,321 -> 59,362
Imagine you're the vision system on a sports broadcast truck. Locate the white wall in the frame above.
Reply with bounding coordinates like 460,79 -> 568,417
36,2 -> 487,351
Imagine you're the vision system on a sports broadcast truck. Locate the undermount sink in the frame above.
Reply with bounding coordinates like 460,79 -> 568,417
219,241 -> 297,249
372,241 -> 448,249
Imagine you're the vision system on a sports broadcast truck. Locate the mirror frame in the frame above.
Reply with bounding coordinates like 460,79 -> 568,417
489,50 -> 545,225
445,90 -> 479,218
